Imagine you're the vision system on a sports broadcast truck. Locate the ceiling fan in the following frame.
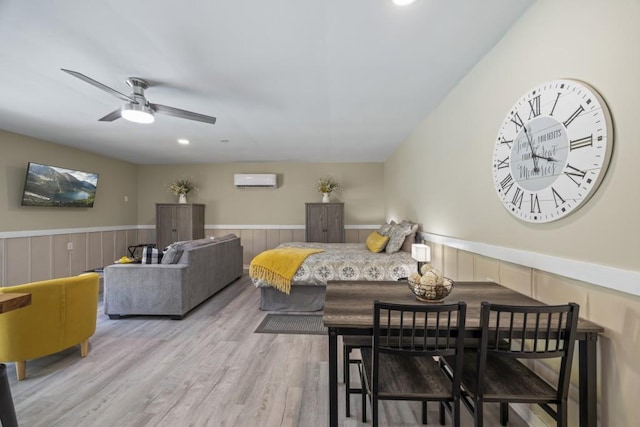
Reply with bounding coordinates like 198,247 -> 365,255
61,69 -> 216,125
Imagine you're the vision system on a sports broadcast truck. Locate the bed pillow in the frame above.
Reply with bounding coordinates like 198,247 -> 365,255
385,222 -> 413,254
377,220 -> 396,237
366,231 -> 390,253
400,220 -> 420,252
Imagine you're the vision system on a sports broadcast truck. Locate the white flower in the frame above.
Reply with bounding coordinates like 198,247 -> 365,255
317,176 -> 340,193
167,178 -> 198,195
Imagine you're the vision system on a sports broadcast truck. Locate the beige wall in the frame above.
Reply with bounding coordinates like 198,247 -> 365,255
0,129 -> 138,231
1,133 -> 384,284
385,0 -> 640,271
136,162 -> 384,226
385,1 -> 640,425
0,130 -> 139,286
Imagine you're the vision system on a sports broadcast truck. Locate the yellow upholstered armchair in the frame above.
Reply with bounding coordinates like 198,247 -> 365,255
0,273 -> 99,380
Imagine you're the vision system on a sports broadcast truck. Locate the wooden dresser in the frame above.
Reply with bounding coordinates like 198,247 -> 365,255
305,202 -> 344,243
156,203 -> 205,249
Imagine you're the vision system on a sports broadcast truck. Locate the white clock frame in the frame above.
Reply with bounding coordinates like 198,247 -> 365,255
493,79 -> 613,223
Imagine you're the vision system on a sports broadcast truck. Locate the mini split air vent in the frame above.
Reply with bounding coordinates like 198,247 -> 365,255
233,174 -> 278,188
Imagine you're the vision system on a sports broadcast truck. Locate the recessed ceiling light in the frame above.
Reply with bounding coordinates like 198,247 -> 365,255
392,0 -> 418,6
177,138 -> 190,145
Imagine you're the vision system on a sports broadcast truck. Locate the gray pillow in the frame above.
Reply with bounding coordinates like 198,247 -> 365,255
378,221 -> 396,237
399,221 -> 420,252
160,245 -> 183,264
385,223 -> 413,253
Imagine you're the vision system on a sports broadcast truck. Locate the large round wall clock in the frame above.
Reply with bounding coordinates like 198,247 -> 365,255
492,79 -> 613,223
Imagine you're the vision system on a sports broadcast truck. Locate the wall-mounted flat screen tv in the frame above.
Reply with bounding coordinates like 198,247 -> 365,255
21,162 -> 99,207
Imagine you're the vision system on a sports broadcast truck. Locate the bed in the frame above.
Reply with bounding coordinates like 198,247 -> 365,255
251,242 -> 417,311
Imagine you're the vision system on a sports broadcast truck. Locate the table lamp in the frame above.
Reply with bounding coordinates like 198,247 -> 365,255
411,243 -> 431,273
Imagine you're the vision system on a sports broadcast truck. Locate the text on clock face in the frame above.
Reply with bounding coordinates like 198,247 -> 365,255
506,116 -> 569,192
538,129 -> 563,144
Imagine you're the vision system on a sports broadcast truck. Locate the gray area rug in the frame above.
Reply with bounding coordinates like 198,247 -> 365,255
254,314 -> 327,335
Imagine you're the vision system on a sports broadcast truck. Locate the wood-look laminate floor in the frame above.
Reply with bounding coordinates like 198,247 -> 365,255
7,274 -> 529,427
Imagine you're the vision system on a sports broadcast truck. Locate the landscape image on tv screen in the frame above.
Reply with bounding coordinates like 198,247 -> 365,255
21,162 -> 99,207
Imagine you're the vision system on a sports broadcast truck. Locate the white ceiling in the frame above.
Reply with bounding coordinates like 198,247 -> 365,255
0,0 -> 533,165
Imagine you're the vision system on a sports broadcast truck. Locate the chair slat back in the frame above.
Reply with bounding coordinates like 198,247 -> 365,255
477,302 -> 580,399
374,301 -> 466,358
372,300 -> 467,401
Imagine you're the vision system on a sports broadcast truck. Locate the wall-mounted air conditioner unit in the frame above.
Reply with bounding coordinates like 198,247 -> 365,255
234,173 -> 278,188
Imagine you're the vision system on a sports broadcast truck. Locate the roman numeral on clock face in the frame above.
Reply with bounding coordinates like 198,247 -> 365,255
499,136 -> 513,149
563,105 -> 585,128
511,112 -> 524,133
570,135 -> 593,151
500,174 -> 514,195
528,95 -> 541,119
551,187 -> 566,208
530,193 -> 541,214
564,164 -> 587,185
496,156 -> 509,170
511,187 -> 524,208
549,92 -> 561,116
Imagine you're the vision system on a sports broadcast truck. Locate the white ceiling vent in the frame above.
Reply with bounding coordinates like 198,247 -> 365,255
234,173 -> 278,188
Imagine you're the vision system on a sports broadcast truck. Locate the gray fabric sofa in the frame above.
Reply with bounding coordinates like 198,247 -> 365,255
103,234 -> 243,319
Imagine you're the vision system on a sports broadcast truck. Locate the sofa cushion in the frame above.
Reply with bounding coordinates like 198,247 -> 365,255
160,245 -> 182,264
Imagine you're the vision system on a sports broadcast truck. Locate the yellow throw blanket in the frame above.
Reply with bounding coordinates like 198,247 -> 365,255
249,247 -> 324,294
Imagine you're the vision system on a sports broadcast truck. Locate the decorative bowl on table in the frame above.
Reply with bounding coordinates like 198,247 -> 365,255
407,267 -> 454,303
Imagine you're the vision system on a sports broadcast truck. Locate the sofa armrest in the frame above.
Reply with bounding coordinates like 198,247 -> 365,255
103,263 -> 189,316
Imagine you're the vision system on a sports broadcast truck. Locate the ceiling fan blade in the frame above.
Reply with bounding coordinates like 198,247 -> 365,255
98,108 -> 122,122
151,103 -> 216,124
61,69 -> 136,103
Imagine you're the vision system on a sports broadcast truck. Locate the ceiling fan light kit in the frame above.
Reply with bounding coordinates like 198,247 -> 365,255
121,102 -> 155,124
392,0 -> 418,6
61,68 -> 216,125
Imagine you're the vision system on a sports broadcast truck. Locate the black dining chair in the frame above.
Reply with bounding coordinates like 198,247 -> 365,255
343,335 -> 371,419
343,276 -> 412,420
360,300 -> 467,427
444,302 -> 579,427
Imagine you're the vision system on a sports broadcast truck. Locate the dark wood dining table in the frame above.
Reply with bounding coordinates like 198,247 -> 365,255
0,293 -> 31,314
322,280 -> 603,427
0,292 -> 32,427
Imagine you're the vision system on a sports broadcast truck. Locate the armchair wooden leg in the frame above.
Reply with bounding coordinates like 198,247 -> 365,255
15,361 -> 26,381
80,339 -> 89,357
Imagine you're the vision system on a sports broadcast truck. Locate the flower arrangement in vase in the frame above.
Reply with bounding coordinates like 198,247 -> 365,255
407,265 -> 454,302
317,176 -> 340,203
167,178 -> 198,203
